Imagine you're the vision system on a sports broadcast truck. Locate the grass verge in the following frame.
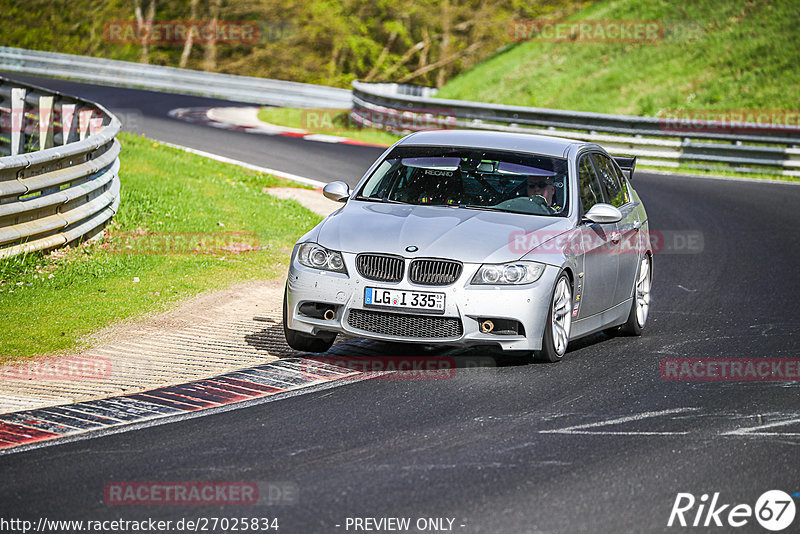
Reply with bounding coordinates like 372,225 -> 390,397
257,107 -> 399,147
437,0 -> 799,115
0,133 -> 321,362
638,164 -> 798,183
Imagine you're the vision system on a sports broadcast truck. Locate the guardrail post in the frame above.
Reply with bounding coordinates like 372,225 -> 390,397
10,87 -> 26,155
38,95 -> 54,150
61,103 -> 77,145
78,109 -> 92,140
89,116 -> 104,135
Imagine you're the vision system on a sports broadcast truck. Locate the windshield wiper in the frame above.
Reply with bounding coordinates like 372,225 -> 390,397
458,203 -> 557,216
354,196 -> 409,205
456,204 -> 507,212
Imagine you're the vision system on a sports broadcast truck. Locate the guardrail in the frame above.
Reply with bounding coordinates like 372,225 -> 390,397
352,81 -> 800,177
0,46 -> 351,109
0,75 -> 121,258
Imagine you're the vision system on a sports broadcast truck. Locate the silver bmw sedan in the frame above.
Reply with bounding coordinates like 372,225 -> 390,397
283,130 -> 652,362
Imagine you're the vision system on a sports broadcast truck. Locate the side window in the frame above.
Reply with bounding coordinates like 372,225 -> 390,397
592,153 -> 627,207
578,154 -> 604,213
610,159 -> 632,203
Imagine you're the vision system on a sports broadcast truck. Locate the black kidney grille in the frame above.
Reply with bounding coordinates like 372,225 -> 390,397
409,259 -> 463,286
356,254 -> 405,282
347,309 -> 463,339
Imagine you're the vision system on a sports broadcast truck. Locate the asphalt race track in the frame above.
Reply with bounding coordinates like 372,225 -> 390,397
1,74 -> 799,533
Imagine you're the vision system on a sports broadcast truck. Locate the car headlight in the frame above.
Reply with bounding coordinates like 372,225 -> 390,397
297,243 -> 347,274
471,261 -> 544,285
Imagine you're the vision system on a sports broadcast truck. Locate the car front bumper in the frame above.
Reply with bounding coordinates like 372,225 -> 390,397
285,252 -> 560,351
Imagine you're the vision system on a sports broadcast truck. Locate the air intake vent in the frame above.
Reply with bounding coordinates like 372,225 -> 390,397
347,309 -> 463,339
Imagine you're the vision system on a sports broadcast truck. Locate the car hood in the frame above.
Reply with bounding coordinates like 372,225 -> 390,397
314,200 -> 573,264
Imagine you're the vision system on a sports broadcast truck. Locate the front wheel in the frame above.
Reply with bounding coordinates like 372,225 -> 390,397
617,254 -> 652,336
283,290 -> 337,353
534,273 -> 572,363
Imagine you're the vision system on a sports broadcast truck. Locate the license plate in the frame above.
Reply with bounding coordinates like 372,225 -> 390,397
364,287 -> 445,313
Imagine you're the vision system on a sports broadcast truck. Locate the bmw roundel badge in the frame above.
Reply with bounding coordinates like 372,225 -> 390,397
405,246 -> 419,253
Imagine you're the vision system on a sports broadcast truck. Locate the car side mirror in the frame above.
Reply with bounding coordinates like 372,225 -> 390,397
583,203 -> 622,224
323,181 -> 351,203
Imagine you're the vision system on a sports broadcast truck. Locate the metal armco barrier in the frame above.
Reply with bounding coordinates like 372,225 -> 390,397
0,75 -> 121,258
352,81 -> 800,177
0,46 -> 351,109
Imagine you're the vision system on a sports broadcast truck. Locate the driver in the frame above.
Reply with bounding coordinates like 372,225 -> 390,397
526,177 -> 557,213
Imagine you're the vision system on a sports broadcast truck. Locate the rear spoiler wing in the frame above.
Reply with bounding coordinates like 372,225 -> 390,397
613,156 -> 636,180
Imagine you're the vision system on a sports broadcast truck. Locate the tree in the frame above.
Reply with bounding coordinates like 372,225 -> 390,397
133,0 -> 157,64
179,0 -> 200,68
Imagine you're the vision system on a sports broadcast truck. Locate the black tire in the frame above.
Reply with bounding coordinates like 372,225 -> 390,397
617,254 -> 651,336
283,289 -> 336,353
534,272 -> 572,363
614,301 -> 643,337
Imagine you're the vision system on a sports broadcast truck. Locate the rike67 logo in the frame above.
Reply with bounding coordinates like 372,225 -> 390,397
668,490 -> 796,531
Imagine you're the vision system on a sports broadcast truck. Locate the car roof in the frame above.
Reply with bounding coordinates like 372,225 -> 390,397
395,129 -> 597,158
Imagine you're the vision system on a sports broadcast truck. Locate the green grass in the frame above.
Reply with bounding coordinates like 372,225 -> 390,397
0,133 -> 321,362
258,107 -> 401,147
437,0 -> 800,115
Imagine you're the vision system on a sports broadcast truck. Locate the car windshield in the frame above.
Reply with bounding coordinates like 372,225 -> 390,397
356,146 -> 569,216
